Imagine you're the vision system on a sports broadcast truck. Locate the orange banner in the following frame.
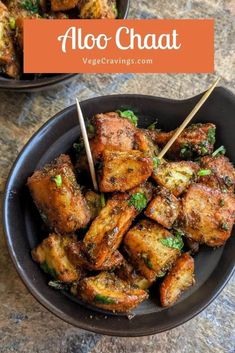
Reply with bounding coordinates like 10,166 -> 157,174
24,19 -> 214,73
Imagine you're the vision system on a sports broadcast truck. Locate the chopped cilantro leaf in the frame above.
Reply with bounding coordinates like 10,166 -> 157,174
198,169 -> 212,177
141,253 -> 153,269
100,192 -> 106,208
152,157 -> 160,172
212,145 -> 226,157
52,175 -> 62,188
160,231 -> 184,251
207,127 -> 216,144
128,192 -> 147,211
21,0 -> 39,13
117,110 -> 138,126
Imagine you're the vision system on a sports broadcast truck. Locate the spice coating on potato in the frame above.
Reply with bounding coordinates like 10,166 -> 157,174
180,183 -> 235,246
134,129 -> 159,157
77,272 -> 148,312
83,183 -> 152,268
32,233 -> 81,282
145,188 -> 180,229
124,219 -> 181,282
27,154 -> 91,234
149,123 -> 216,159
99,149 -> 153,192
152,161 -> 199,197
160,253 -> 195,307
90,112 -> 136,161
84,190 -> 102,220
79,0 -> 117,18
199,155 -> 235,193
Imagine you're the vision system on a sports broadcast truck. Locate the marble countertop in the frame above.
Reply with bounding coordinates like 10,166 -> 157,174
0,1 -> 235,352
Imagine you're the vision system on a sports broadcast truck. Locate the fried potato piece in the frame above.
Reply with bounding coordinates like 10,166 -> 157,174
51,0 -> 78,12
90,112 -> 136,161
27,154 -> 91,234
179,183 -> 235,246
124,219 -> 181,282
149,123 -> 216,159
84,190 -> 102,220
83,183 -> 152,268
134,129 -> 159,157
199,155 -> 235,193
160,253 -> 195,307
32,234 -> 80,282
115,258 -> 151,290
65,239 -> 124,271
152,161 -> 199,197
79,0 -> 117,19
145,188 -> 180,228
0,1 -> 20,78
99,149 -> 153,192
77,272 -> 148,312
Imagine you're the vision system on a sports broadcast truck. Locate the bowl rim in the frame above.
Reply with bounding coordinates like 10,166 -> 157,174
3,89 -> 235,336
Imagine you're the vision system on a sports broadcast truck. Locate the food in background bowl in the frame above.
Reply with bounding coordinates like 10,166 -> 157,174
0,0 -> 125,79
27,109 -> 235,313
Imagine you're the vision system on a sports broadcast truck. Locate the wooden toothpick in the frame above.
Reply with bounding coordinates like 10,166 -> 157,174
158,77 -> 220,160
76,98 -> 98,191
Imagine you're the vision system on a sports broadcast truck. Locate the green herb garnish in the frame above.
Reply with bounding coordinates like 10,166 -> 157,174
152,157 -> 160,172
87,123 -> 95,138
128,192 -> 147,211
52,175 -> 62,188
212,145 -> 226,157
100,192 -> 106,208
21,0 -> 39,13
198,169 -> 212,177
94,294 -> 116,304
147,120 -> 158,130
160,231 -> 184,251
9,17 -> 16,30
117,110 -> 138,126
141,253 -> 153,269
207,127 -> 216,144
73,141 -> 84,153
199,141 -> 209,155
220,222 -> 229,231
180,143 -> 193,159
40,262 -> 58,278
48,280 -> 68,290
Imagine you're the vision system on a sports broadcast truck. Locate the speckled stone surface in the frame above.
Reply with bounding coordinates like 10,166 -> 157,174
0,1 -> 235,352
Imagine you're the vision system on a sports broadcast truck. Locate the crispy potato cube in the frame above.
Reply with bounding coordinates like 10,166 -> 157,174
83,183 -> 152,268
160,253 -> 195,307
149,123 -> 216,159
124,219 -> 181,282
79,0 -> 117,19
99,149 -> 153,192
180,183 -> 235,246
78,272 -> 148,312
145,188 -> 180,228
51,0 -> 78,11
199,155 -> 235,193
115,259 -> 151,290
134,129 -> 159,157
90,112 -> 136,161
27,154 -> 91,234
32,234 -> 80,282
152,161 -> 199,197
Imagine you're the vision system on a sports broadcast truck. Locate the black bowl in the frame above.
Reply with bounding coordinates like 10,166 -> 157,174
0,0 -> 129,92
3,88 -> 235,336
